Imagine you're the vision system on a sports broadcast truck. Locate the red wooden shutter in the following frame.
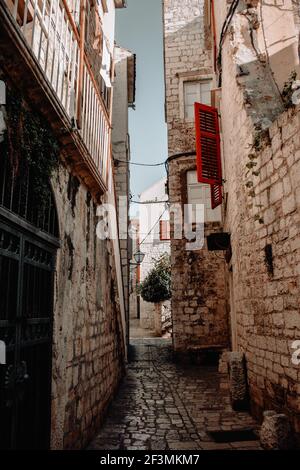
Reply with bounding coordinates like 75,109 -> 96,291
195,103 -> 222,185
160,220 -> 170,241
211,183 -> 222,210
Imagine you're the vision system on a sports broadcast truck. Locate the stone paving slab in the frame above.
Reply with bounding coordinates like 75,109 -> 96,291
88,339 -> 261,451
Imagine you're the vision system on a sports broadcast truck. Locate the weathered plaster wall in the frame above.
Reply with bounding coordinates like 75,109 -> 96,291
219,3 -> 300,432
51,165 -> 126,449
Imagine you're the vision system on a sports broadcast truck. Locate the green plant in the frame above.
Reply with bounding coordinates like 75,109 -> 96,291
139,254 -> 171,304
4,90 -> 59,209
282,70 -> 297,108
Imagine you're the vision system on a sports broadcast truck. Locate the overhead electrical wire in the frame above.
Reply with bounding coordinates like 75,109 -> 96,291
130,200 -> 169,205
217,0 -> 240,86
138,207 -> 168,247
114,150 -> 197,169
114,158 -> 166,167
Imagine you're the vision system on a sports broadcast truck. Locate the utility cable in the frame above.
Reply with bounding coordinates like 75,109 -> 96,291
114,158 -> 166,167
217,0 -> 240,86
138,207 -> 168,247
130,200 -> 169,205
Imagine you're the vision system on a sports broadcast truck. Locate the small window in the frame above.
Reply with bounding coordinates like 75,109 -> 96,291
159,220 -> 170,241
184,80 -> 212,119
187,171 -> 221,223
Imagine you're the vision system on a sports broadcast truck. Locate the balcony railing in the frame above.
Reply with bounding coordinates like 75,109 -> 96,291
4,0 -> 110,186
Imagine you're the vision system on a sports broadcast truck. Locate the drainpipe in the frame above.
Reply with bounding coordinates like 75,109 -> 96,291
211,0 -> 217,73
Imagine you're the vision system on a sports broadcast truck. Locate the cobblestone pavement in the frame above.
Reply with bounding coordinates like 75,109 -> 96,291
89,339 -> 261,451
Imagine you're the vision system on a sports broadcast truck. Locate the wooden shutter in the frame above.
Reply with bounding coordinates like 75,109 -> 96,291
160,221 -> 170,241
195,103 -> 222,185
211,183 -> 222,210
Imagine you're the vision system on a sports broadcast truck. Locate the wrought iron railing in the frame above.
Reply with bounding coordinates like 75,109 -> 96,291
4,0 -> 111,185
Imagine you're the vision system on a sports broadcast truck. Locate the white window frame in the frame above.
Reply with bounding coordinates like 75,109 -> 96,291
179,72 -> 214,121
186,170 -> 222,223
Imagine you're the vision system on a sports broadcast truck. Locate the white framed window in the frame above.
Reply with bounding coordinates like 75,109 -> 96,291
187,171 -> 222,223
183,80 -> 212,119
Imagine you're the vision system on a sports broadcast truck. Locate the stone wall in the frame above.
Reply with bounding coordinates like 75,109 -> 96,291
0,71 -> 126,450
163,0 -> 229,355
222,100 -> 300,432
163,0 -> 212,155
168,156 -> 229,353
51,164 -> 126,449
138,179 -> 170,335
139,238 -> 170,333
0,1 -> 126,450
219,3 -> 300,432
293,0 -> 300,34
112,47 -> 133,345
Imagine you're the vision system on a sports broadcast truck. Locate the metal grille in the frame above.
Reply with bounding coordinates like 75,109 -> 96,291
0,149 -> 59,237
0,149 -> 58,449
0,221 -> 56,449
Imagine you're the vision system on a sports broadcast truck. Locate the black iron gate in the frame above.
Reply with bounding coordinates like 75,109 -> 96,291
0,148 -> 59,449
0,216 -> 58,449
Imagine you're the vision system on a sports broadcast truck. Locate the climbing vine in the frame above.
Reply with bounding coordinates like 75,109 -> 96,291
282,70 -> 298,109
4,90 -> 59,209
245,71 -> 298,223
245,128 -> 271,225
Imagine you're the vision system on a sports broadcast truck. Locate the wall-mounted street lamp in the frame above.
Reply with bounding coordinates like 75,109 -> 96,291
130,249 -> 145,267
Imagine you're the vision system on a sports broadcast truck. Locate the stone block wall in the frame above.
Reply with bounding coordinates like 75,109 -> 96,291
293,0 -> 300,34
163,0 -> 212,154
112,50 -> 132,345
163,0 -> 229,354
51,164 -> 126,449
219,6 -> 300,432
223,105 -> 300,432
0,4 -> 126,450
168,156 -> 229,353
140,240 -> 170,332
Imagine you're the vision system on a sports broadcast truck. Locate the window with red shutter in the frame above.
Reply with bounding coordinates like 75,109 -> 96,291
195,102 -> 223,209
211,183 -> 222,210
194,102 -> 222,185
160,220 -> 170,241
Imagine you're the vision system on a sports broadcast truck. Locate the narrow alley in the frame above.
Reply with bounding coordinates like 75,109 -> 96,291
1,0 -> 300,456
89,339 -> 261,451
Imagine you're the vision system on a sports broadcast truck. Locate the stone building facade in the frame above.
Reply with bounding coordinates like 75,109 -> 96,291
112,46 -> 136,346
129,219 -> 140,323
208,0 -> 300,433
164,0 -> 300,436
139,178 -> 171,335
167,155 -> 230,353
163,0 -> 230,355
0,0 -> 128,450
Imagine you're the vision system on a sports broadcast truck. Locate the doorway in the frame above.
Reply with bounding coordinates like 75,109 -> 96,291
0,152 -> 59,449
